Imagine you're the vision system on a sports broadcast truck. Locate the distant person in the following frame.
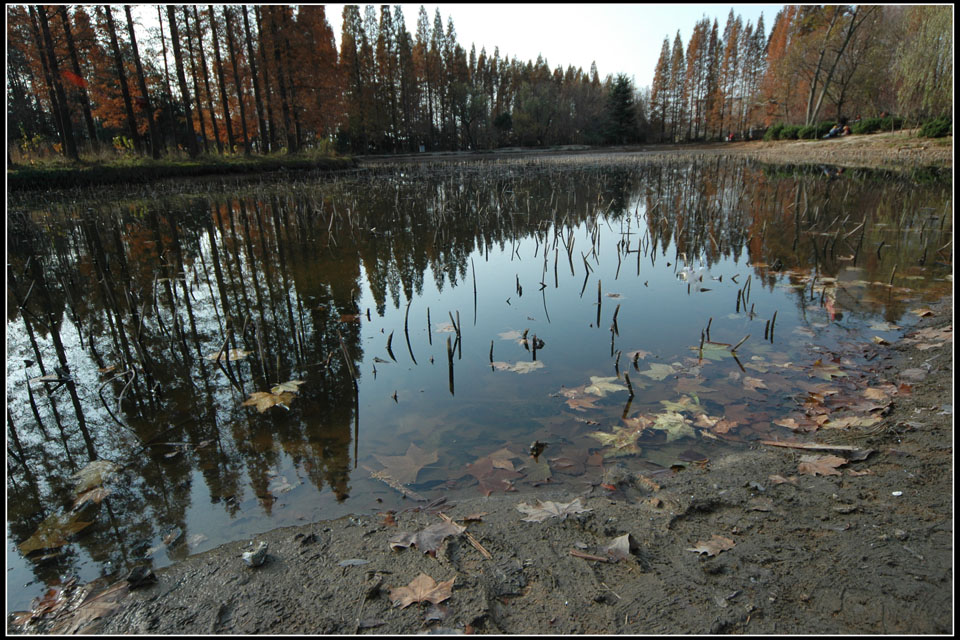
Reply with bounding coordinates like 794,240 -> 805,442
727,132 -> 735,142
823,124 -> 843,139
842,124 -> 851,135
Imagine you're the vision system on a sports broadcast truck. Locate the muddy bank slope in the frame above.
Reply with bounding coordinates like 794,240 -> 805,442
13,296 -> 953,635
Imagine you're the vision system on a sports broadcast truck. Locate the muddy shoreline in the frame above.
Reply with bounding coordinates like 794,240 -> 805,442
12,292 -> 953,634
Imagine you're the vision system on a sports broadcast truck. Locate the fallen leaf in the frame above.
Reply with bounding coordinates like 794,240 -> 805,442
687,535 -> 735,556
566,395 -> 601,411
462,454 -> 522,495
743,377 -> 768,392
522,458 -> 552,482
583,376 -> 627,397
72,460 -> 118,495
516,498 -> 590,523
205,348 -> 251,362
389,573 -> 455,608
649,411 -> 696,442
388,521 -> 465,554
627,349 -> 651,361
373,444 -> 439,485
911,308 -> 934,317
19,511 -> 94,555
340,314 -> 361,322
588,424 -> 643,458
242,390 -> 296,412
72,487 -> 112,509
271,380 -> 305,394
639,363 -> 677,380
797,454 -> 847,476
435,322 -> 457,333
603,533 -> 640,561
492,360 -> 544,374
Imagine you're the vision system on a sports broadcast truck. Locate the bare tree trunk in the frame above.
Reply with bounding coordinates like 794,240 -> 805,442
27,5 -> 65,146
254,6 -> 278,152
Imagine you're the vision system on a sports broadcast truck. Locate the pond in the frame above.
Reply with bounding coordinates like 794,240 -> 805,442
6,154 -> 952,612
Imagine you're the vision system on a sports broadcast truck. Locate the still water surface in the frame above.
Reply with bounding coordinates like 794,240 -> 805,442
6,155 -> 952,611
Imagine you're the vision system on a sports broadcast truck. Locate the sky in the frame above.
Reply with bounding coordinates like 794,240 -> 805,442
322,4 -> 785,89
133,4 -> 784,91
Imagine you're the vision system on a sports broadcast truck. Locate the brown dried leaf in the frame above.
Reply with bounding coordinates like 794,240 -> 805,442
686,534 -> 735,556
516,498 -> 590,523
603,533 -> 640,561
388,521 -> 465,554
389,573 -> 454,609
19,511 -> 95,555
373,444 -> 439,485
797,454 -> 847,476
242,390 -> 296,413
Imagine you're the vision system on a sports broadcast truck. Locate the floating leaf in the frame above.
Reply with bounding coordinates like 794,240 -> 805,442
692,342 -> 734,361
72,460 -> 118,495
659,395 -> 705,415
516,498 -> 590,523
588,423 -> 644,458
242,390 -> 296,413
522,458 -> 552,482
686,534 -> 735,556
639,363 -> 676,381
373,443 -> 438,485
492,360 -> 544,374
205,348 -> 251,362
19,511 -> 94,555
650,411 -> 696,442
390,573 -> 455,609
462,454 -> 522,495
435,322 -> 457,333
743,377 -> 768,392
583,376 -> 627,397
270,380 -> 305,394
72,487 -> 112,509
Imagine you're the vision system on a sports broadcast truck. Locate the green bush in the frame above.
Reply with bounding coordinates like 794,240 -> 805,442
798,121 -> 836,139
880,115 -> 904,130
851,117 -> 882,134
763,123 -> 785,141
919,116 -> 952,138
778,124 -> 802,140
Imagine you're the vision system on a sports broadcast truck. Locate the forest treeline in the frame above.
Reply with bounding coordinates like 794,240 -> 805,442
6,5 -> 953,163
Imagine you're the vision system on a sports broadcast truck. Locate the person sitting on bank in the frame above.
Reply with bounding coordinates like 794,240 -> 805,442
823,124 -> 843,139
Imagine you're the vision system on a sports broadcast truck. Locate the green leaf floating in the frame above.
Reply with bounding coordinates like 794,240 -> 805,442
639,363 -> 676,381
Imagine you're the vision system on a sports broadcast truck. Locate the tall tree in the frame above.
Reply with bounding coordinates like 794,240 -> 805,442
190,5 -> 222,153
101,5 -> 142,153
124,5 -> 161,158
223,7 -> 250,154
181,6 -> 209,153
57,6 -> 99,150
894,5 -> 952,120
166,6 -> 199,157
604,73 -> 638,144
242,5 -> 268,153
36,5 -> 79,159
208,5 -> 235,151
649,36 -> 671,140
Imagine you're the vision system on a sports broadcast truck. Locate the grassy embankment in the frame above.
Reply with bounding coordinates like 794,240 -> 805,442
7,151 -> 357,191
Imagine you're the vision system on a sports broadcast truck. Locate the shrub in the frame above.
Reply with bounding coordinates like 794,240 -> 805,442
778,125 -> 802,140
919,116 -> 952,138
851,117 -> 882,135
798,125 -> 816,139
880,115 -> 904,131
763,123 -> 785,141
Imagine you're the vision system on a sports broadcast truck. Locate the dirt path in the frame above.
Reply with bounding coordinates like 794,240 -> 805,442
12,294 -> 953,635
358,130 -> 952,172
